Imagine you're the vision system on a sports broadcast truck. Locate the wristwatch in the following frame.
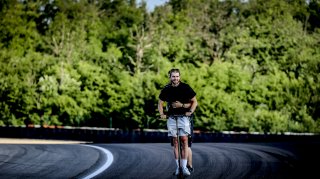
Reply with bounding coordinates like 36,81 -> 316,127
189,110 -> 193,113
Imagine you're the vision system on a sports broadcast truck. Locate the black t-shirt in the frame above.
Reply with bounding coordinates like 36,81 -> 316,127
159,82 -> 196,115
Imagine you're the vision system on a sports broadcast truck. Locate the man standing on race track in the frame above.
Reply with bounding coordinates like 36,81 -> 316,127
158,68 -> 198,176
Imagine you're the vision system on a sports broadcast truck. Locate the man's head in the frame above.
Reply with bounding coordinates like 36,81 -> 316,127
168,68 -> 180,86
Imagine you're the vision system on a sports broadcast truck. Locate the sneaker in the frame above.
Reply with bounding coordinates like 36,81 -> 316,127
187,165 -> 194,173
182,167 -> 191,176
174,167 -> 179,175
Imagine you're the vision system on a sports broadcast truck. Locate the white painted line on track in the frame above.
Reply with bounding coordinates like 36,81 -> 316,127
81,145 -> 114,179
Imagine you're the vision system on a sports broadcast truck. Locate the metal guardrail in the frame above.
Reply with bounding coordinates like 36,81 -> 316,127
0,126 -> 319,143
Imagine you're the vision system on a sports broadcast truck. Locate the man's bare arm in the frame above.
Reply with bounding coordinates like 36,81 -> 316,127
171,101 -> 191,109
171,97 -> 197,116
189,97 -> 197,113
158,100 -> 166,119
186,96 -> 198,116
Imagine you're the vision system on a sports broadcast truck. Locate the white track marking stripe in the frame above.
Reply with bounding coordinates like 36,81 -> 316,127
81,145 -> 114,179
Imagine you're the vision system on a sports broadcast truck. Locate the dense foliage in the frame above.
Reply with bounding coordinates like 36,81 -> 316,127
0,0 -> 319,133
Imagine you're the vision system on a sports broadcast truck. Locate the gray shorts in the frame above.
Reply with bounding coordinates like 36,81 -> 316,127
167,116 -> 191,137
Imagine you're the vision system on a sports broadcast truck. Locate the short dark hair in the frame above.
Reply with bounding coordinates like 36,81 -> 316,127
168,68 -> 180,77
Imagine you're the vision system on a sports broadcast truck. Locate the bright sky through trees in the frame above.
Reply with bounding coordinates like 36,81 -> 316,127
137,0 -> 169,11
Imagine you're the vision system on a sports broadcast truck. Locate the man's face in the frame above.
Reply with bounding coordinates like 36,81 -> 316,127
170,72 -> 180,85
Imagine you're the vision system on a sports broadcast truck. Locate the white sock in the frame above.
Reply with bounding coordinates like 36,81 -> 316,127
175,159 -> 179,167
182,159 -> 187,168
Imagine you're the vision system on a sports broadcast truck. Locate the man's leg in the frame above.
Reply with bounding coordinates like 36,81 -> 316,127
187,115 -> 194,172
173,135 -> 188,163
172,137 -> 179,159
168,118 -> 180,175
187,147 -> 192,167
180,135 -> 188,160
180,135 -> 191,175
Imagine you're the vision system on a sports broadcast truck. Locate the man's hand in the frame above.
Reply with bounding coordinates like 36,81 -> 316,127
172,101 -> 192,109
171,101 -> 183,108
185,111 -> 193,116
160,114 -> 167,120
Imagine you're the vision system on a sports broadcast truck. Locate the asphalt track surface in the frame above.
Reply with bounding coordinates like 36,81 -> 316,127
0,139 -> 319,179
